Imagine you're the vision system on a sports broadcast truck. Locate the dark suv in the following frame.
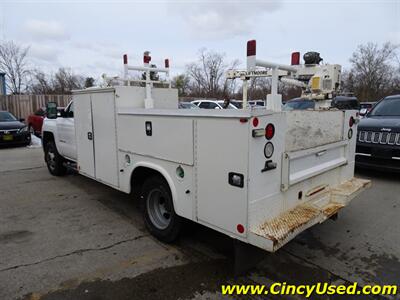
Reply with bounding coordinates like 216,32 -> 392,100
356,95 -> 400,171
283,96 -> 360,111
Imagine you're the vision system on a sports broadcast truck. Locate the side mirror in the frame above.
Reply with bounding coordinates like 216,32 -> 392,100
215,106 -> 221,109
359,108 -> 367,116
19,118 -> 25,122
46,102 -> 58,119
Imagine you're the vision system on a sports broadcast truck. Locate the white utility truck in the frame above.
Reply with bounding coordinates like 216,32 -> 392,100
42,40 -> 370,252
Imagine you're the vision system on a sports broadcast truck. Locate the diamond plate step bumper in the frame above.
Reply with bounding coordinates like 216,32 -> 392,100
249,178 -> 371,252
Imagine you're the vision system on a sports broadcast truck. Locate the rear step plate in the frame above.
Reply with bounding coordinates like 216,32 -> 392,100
251,178 -> 371,252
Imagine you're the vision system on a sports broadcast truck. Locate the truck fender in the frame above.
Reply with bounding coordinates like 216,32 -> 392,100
130,162 -> 178,213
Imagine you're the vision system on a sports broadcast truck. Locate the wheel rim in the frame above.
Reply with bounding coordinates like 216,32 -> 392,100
146,188 -> 171,230
46,146 -> 56,171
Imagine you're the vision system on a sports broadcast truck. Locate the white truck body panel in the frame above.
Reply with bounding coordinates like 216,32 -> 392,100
43,84 -> 369,252
91,91 -> 119,187
74,92 -> 95,178
196,117 -> 249,234
118,115 -> 194,166
285,110 -> 344,152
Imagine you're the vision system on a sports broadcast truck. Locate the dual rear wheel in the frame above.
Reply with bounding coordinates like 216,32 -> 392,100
141,176 -> 182,243
44,143 -> 181,242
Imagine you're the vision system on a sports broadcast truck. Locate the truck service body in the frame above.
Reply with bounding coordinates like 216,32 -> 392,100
42,41 -> 370,252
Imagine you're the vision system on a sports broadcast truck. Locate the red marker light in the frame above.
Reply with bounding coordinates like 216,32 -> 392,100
239,118 -> 248,123
237,224 -> 245,234
349,116 -> 354,127
252,117 -> 259,127
291,52 -> 300,65
144,55 -> 151,64
247,40 -> 256,57
165,59 -> 169,68
265,123 -> 275,140
123,54 -> 128,65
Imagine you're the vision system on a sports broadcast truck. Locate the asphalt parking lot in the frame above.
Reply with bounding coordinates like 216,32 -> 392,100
0,146 -> 399,300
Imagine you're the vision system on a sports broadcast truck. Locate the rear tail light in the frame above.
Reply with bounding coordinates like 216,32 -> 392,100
265,123 -> 275,140
291,52 -> 300,65
349,116 -> 355,127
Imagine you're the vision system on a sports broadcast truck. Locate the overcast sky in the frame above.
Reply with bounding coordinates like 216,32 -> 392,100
0,0 -> 399,79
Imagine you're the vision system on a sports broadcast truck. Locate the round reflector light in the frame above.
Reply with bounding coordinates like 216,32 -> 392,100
265,123 -> 275,140
252,117 -> 259,127
264,142 -> 274,158
237,224 -> 245,234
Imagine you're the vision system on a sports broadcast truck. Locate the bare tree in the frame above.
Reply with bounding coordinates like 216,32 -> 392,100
28,68 -> 85,94
343,42 -> 399,101
171,74 -> 190,97
186,49 -> 239,98
0,41 -> 30,94
52,68 -> 83,94
28,69 -> 52,94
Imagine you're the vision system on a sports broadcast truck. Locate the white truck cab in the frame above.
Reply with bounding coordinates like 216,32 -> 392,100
42,41 -> 370,253
42,101 -> 76,172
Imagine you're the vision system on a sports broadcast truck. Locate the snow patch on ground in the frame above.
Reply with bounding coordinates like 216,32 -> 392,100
27,134 -> 42,148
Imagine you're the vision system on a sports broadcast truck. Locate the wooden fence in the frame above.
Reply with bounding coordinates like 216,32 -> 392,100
0,95 -> 71,121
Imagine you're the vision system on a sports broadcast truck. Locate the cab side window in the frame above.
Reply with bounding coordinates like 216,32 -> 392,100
65,102 -> 74,118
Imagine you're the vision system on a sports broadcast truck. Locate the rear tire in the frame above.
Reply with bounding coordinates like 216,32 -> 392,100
45,141 -> 67,176
142,176 -> 182,243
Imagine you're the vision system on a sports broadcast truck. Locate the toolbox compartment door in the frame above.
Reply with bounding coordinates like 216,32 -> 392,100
281,140 -> 348,190
91,91 -> 119,187
74,93 -> 95,178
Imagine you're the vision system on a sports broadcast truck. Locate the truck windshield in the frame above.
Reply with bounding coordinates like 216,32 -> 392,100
369,98 -> 400,116
0,111 -> 17,122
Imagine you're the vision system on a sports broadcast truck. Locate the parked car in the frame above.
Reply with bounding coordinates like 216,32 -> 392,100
226,100 -> 264,109
359,102 -> 376,117
28,107 -> 64,137
283,96 -> 360,111
0,110 -> 31,146
248,100 -> 265,107
178,102 -> 199,109
356,95 -> 400,172
191,100 -> 237,109
230,100 -> 243,108
331,96 -> 360,110
283,98 -> 315,110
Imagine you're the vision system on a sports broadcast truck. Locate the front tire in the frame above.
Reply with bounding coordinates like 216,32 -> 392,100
142,176 -> 182,243
28,124 -> 35,136
45,141 -> 67,176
